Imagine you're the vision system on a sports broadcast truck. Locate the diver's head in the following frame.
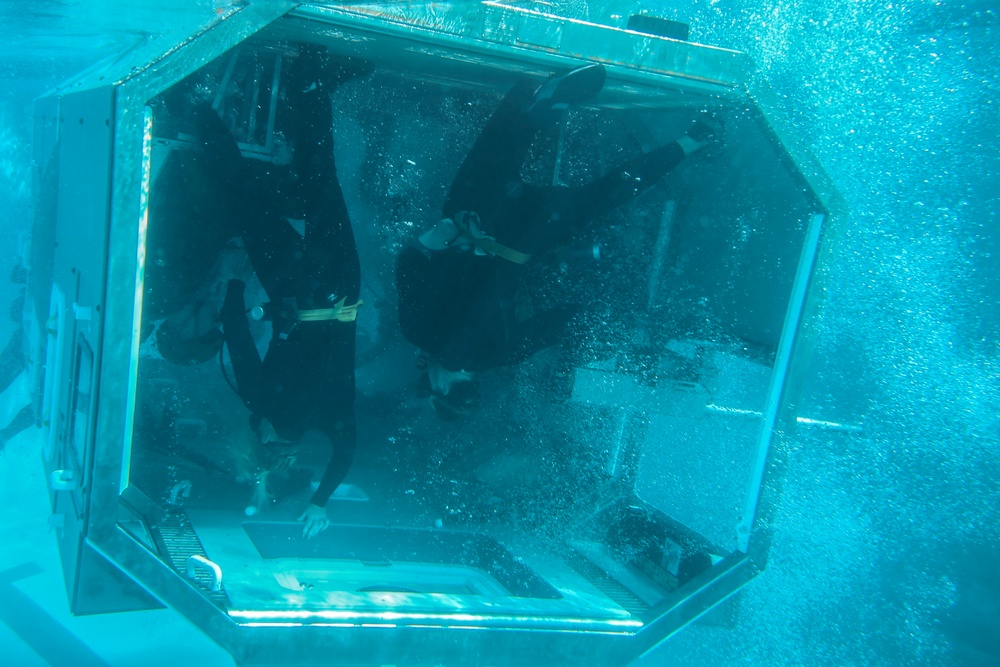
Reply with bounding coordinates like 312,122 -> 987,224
246,415 -> 300,475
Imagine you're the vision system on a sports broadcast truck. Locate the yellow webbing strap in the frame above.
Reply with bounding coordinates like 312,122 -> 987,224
298,297 -> 364,323
452,212 -> 532,265
469,236 -> 532,264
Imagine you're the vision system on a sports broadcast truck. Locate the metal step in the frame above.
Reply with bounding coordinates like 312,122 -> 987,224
152,513 -> 229,607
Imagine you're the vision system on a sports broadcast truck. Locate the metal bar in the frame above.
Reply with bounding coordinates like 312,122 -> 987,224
624,553 -> 757,662
247,58 -> 261,140
264,53 -> 283,153
212,49 -> 240,113
705,404 -> 862,433
646,199 -> 675,311
120,105 -> 152,494
551,114 -> 567,186
736,212 -> 825,553
605,407 -> 630,477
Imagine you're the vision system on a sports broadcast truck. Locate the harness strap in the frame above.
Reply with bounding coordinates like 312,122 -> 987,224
465,234 -> 532,264
298,297 -> 364,323
453,211 -> 532,265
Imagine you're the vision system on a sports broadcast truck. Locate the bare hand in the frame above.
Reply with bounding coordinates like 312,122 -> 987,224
298,503 -> 330,539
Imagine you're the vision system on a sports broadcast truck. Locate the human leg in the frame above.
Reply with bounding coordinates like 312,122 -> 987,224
571,141 -> 688,219
191,102 -> 303,300
279,47 -> 362,305
444,65 -> 606,222
220,279 -> 264,411
443,79 -> 539,219
570,117 -> 720,220
518,129 -> 702,250
280,47 -> 338,220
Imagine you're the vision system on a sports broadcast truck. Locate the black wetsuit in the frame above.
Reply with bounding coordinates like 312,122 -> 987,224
396,79 -> 688,372
211,74 -> 359,508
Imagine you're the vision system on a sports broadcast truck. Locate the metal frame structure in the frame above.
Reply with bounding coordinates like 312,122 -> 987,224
30,2 -> 840,664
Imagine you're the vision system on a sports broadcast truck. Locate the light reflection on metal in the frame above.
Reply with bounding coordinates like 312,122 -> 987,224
796,416 -> 863,433
706,403 -> 862,433
228,608 -> 643,630
705,404 -> 759,417
122,105 -> 153,494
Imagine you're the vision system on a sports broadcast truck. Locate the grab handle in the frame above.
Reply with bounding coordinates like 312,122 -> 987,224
186,554 -> 223,592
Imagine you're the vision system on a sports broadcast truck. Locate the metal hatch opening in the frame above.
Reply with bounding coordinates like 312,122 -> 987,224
31,3 -> 835,665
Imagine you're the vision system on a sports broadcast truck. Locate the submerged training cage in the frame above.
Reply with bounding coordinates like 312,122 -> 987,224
28,2 -> 840,665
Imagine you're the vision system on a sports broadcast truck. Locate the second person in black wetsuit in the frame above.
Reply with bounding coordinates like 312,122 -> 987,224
396,64 -> 719,416
212,49 -> 366,538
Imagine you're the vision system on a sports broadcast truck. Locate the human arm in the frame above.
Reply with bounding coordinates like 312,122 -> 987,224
297,439 -> 350,539
297,415 -> 355,539
298,503 -> 330,539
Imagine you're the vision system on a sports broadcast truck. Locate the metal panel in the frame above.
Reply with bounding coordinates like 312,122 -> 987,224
424,1 -> 742,84
48,85 -> 114,472
94,523 -> 639,667
38,86 -> 115,609
289,2 -> 749,101
48,4 -> 244,95
53,87 -> 114,301
478,1 -> 747,84
70,540 -> 163,615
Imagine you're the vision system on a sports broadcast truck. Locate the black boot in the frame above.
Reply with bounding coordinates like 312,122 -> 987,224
528,63 -> 606,114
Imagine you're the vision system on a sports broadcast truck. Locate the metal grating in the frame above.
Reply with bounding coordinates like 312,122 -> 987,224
152,512 -> 229,607
565,551 -> 650,619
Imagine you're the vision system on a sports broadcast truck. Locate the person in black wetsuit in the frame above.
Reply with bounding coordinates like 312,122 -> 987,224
396,64 -> 718,417
142,89 -> 240,366
210,49 -> 366,538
